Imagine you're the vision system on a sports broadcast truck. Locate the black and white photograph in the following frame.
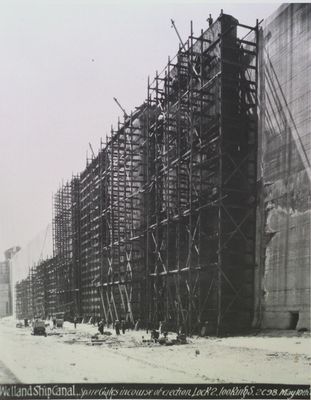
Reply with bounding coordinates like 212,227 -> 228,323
0,1 -> 310,399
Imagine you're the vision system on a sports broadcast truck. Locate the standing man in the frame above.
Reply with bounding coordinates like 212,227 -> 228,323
121,319 -> 126,334
115,320 -> 120,335
98,320 -> 104,335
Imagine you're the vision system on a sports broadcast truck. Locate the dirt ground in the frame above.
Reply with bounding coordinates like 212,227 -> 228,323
0,317 -> 310,384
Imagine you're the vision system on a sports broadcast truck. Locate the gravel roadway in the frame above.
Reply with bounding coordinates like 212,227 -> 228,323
0,318 -> 310,384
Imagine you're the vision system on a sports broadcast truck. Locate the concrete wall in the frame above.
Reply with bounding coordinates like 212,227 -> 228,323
255,4 -> 311,330
0,261 -> 10,317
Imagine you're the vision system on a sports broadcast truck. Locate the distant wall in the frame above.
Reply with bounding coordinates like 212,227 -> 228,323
0,261 -> 10,317
255,4 -> 311,330
0,284 -> 9,317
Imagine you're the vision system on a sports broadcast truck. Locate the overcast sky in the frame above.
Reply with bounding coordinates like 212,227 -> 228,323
0,0 -> 280,258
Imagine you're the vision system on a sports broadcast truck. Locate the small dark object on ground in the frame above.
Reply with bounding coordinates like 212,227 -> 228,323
56,319 -> 64,328
91,337 -> 106,343
177,333 -> 187,344
151,329 -> 159,340
32,320 -> 46,336
158,337 -> 167,345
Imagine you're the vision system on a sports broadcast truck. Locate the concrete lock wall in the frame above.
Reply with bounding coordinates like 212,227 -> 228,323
255,4 -> 311,330
0,261 -> 10,317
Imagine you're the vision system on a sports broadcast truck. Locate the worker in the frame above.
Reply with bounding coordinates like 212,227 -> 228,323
159,320 -> 167,336
178,324 -> 185,335
134,318 -> 141,331
207,14 -> 213,27
200,321 -> 209,337
151,329 -> 159,341
115,320 -> 120,335
146,319 -> 150,334
53,316 -> 56,328
121,319 -> 126,334
74,316 -> 78,329
98,320 -> 104,335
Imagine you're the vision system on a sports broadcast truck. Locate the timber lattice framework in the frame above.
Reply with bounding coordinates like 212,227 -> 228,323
18,12 -> 259,335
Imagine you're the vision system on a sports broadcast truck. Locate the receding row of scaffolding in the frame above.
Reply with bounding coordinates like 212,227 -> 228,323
15,258 -> 56,320
16,12 -> 259,335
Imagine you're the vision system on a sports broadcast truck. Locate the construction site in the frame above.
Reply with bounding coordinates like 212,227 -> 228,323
13,4 -> 310,338
0,2 -> 309,391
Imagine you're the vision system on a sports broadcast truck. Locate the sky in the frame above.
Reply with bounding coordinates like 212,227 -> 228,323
0,0 -> 281,258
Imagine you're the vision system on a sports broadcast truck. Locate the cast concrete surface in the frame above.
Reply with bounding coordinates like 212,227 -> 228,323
255,3 -> 311,330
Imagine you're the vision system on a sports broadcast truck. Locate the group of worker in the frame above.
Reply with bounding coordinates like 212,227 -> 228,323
80,316 -> 209,337
97,319 -> 129,335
